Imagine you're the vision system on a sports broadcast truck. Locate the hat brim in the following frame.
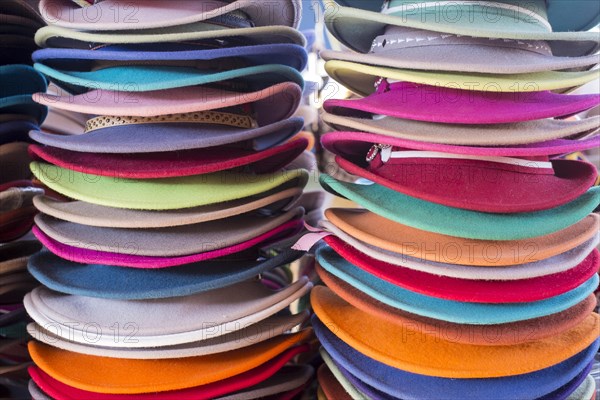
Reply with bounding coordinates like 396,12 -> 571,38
27,248 -> 304,300
318,238 -> 599,303
323,208 -> 600,267
32,218 -> 303,268
322,112 -> 600,146
35,24 -> 306,48
34,63 -> 304,94
318,263 -> 598,346
335,155 -> 597,213
320,174 -> 600,240
30,162 -> 308,210
311,286 -> 600,378
323,82 -> 600,124
39,0 -> 301,30
34,208 -> 303,257
322,219 -> 600,281
325,60 -> 600,96
27,330 -> 312,394
324,1 -> 600,57
33,43 -> 308,71
32,187 -> 303,228
313,314 -> 600,400
321,46 -> 600,74
32,81 -> 302,124
28,138 -> 308,178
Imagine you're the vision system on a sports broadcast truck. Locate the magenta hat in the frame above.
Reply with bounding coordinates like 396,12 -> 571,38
324,81 -> 600,125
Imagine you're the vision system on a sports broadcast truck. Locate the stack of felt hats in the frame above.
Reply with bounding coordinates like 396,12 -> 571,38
23,0 -> 319,398
0,2 -> 48,393
311,1 -> 600,398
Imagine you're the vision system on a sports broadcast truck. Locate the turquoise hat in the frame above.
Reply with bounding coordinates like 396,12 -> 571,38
316,245 -> 598,324
320,174 -> 600,241
0,65 -> 47,123
33,63 -> 304,94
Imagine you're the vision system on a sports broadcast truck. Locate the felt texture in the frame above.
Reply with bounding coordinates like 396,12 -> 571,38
315,248 -> 599,324
318,240 -> 599,303
320,174 -> 600,240
334,154 -> 597,213
28,333 -> 312,395
34,63 -> 304,94
0,240 -> 40,274
318,365 -> 353,400
28,138 -> 308,177
322,112 -> 600,147
0,65 -> 46,97
322,0 -> 600,56
30,117 -> 304,154
322,130 -> 600,157
32,187 -> 303,228
33,43 -> 308,71
0,207 -> 36,242
313,316 -> 600,400
320,41 -> 600,74
335,364 -> 392,400
27,247 -> 304,299
311,287 -> 600,378
325,208 -> 599,266
566,375 -> 596,400
320,349 -> 366,400
34,208 -> 302,257
32,82 -> 302,123
0,142 -> 30,185
31,163 -> 308,210
0,94 -> 47,125
324,81 -> 600,124
325,60 -> 600,96
538,363 -> 594,400
0,120 -> 37,145
333,0 -> 600,32
322,219 -> 600,280
29,380 -> 51,400
39,0 -> 301,30
318,262 -> 598,346
27,312 -> 307,359
34,24 -> 306,49
24,278 -> 311,347
33,218 -> 304,268
0,186 -> 43,212
215,365 -> 313,400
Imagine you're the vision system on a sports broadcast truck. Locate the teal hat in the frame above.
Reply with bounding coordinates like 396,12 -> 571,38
320,174 -> 600,240
0,65 -> 47,123
325,0 -> 600,57
33,63 -> 304,94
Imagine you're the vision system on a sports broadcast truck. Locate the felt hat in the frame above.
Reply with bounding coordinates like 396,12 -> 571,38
0,186 -> 44,213
33,208 -> 303,258
0,65 -> 48,123
38,0 -> 302,30
0,120 -> 38,145
27,311 -> 308,359
322,221 -> 599,280
28,138 -> 308,178
318,264 -> 598,346
28,329 -> 313,395
32,216 -> 303,268
30,116 -> 304,154
324,208 -> 600,267
32,81 -> 302,121
333,0 -> 600,33
0,143 -> 32,185
24,278 -> 312,348
316,242 -> 599,303
313,314 -> 600,400
324,60 -> 600,96
320,349 -> 365,400
0,240 -> 41,275
320,174 -> 600,240
321,111 -> 600,147
315,250 -> 599,324
32,187 -> 303,228
34,23 -> 306,49
322,132 -> 598,213
323,81 -> 600,124
321,24 -> 600,74
567,375 -> 596,400
311,287 -> 600,378
318,364 -> 353,400
323,0 -> 600,56
33,63 -> 304,95
31,163 -> 308,210
32,43 -> 308,72
27,247 -> 304,300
